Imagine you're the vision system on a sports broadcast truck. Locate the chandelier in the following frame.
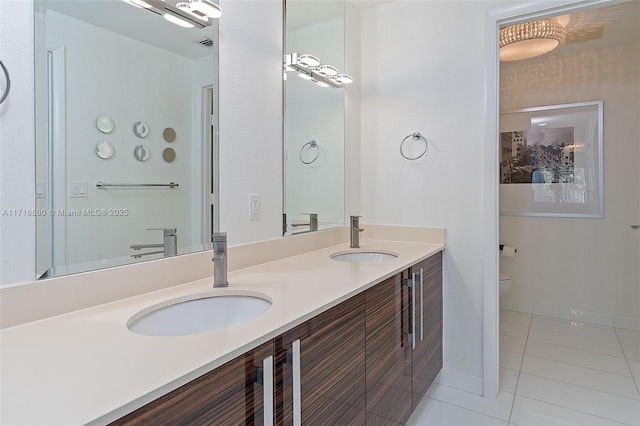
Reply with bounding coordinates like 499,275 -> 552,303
500,20 -> 566,61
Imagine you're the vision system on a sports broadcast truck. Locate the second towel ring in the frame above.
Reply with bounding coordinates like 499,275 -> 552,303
0,60 -> 11,105
400,132 -> 428,160
299,140 -> 320,164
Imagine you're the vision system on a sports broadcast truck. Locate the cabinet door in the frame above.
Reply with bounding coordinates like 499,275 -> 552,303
275,293 -> 366,425
411,251 -> 443,409
365,273 -> 413,425
110,341 -> 274,426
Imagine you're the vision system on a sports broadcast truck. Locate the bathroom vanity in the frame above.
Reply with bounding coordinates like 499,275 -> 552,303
0,227 -> 443,425
112,252 -> 442,425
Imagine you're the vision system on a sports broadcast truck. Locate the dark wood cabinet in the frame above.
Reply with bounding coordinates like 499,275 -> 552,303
411,251 -> 443,409
112,252 -> 442,425
275,292 -> 366,425
110,340 -> 273,426
365,273 -> 413,425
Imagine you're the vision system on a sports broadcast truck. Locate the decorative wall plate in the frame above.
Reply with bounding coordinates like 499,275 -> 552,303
163,127 -> 176,142
96,141 -> 114,159
133,121 -> 150,138
134,145 -> 150,161
96,115 -> 115,134
163,147 -> 176,163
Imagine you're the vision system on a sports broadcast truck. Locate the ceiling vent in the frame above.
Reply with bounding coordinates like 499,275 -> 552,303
194,37 -> 214,48
565,24 -> 610,44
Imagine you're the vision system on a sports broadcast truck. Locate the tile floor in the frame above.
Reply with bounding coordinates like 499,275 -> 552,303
407,310 -> 640,425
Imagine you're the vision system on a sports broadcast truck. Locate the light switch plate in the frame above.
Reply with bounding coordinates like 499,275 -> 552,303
69,181 -> 88,198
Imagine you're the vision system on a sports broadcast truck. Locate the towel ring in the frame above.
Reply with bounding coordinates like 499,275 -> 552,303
400,132 -> 428,160
299,140 -> 320,164
0,60 -> 10,105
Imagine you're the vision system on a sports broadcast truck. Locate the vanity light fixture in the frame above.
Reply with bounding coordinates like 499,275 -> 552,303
499,19 -> 566,61
284,53 -> 353,89
122,0 -> 219,29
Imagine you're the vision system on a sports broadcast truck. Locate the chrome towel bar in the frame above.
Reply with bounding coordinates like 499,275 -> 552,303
96,181 -> 179,189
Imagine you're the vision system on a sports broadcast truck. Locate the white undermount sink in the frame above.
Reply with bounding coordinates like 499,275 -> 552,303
127,291 -> 272,337
330,250 -> 399,263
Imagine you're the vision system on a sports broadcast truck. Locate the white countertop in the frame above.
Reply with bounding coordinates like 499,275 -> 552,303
0,239 -> 443,425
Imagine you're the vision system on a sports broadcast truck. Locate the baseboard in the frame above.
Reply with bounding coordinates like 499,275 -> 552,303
434,368 -> 483,396
500,299 -> 639,331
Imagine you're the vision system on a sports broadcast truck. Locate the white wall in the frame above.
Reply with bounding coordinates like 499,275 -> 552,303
218,0 -> 284,245
0,0 -> 36,285
499,41 -> 640,323
360,0 -> 503,386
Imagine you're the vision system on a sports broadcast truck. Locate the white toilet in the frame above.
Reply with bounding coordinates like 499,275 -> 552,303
499,272 -> 512,296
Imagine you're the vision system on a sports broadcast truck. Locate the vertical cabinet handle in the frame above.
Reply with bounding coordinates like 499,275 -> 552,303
420,268 -> 424,342
411,273 -> 416,350
292,339 -> 301,426
263,355 -> 274,426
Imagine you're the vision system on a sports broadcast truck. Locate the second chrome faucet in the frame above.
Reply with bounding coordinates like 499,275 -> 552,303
212,232 -> 228,288
350,215 -> 364,248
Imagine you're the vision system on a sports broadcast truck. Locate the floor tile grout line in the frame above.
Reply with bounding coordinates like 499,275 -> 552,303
507,311 -> 531,424
522,353 -> 639,379
528,321 -> 621,344
615,328 -> 640,341
516,370 -> 640,402
522,345 -> 633,377
530,313 -> 616,329
523,334 -> 627,360
615,326 -> 640,397
511,394 -> 635,426
415,396 -> 511,424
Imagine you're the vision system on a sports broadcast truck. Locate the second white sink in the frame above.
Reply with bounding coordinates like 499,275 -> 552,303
330,250 -> 399,263
128,291 -> 272,337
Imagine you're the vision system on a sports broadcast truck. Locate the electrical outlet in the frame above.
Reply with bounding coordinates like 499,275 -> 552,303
249,194 -> 261,221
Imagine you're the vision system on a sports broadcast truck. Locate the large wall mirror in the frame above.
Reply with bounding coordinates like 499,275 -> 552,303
34,0 -> 219,279
283,0 -> 346,235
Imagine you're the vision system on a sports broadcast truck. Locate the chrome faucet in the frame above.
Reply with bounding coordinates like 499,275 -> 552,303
212,232 -> 228,288
130,228 -> 177,258
291,213 -> 318,232
350,215 -> 364,248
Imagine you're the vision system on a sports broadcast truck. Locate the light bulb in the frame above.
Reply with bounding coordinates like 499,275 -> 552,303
189,0 -> 222,18
334,74 -> 353,84
164,13 -> 195,28
317,65 -> 337,76
129,0 -> 153,8
176,2 -> 208,22
297,54 -> 320,67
